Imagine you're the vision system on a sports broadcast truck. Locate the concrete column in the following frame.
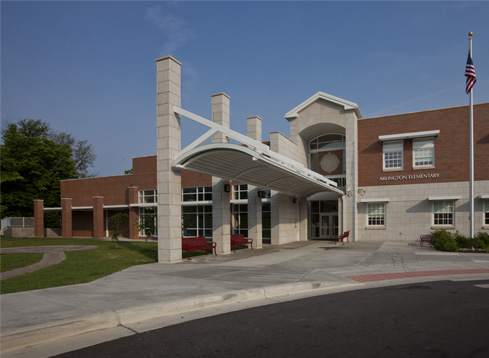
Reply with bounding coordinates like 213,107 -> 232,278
345,111 -> 359,242
298,197 -> 308,241
156,56 -> 182,263
33,199 -> 44,238
212,93 -> 231,254
247,115 -> 263,248
211,92 -> 230,143
61,198 -> 73,238
271,193 -> 299,244
248,188 -> 263,249
247,116 -> 262,143
127,186 -> 139,239
93,196 -> 104,239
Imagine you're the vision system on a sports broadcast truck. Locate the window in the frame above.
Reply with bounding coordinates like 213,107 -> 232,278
309,134 -> 346,175
413,138 -> 435,168
383,141 -> 403,170
260,189 -> 271,199
139,190 -> 157,204
182,205 -> 212,237
309,134 -> 346,150
139,207 -> 157,236
484,200 -> 489,226
182,186 -> 212,202
433,201 -> 454,226
233,184 -> 248,200
232,204 -> 248,237
367,203 -> 385,226
262,202 -> 271,239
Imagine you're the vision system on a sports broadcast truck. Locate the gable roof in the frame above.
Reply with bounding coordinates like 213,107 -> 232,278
284,91 -> 363,120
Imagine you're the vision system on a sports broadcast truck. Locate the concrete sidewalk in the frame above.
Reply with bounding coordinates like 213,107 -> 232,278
2,240 -> 489,356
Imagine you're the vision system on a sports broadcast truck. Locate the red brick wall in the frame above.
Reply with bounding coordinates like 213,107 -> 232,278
61,156 -> 214,208
72,211 -> 93,237
132,155 -> 157,176
358,103 -> 489,187
181,169 -> 212,187
61,156 -> 157,206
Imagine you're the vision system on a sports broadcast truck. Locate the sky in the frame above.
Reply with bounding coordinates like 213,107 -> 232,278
2,0 -> 488,177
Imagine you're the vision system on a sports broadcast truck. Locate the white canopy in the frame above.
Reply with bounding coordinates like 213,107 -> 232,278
173,107 -> 344,197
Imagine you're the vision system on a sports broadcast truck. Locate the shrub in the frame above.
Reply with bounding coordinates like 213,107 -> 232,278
454,231 -> 471,249
472,237 -> 486,250
433,229 -> 458,252
474,232 -> 489,246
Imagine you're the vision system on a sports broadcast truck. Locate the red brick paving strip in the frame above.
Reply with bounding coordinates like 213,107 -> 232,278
346,269 -> 489,282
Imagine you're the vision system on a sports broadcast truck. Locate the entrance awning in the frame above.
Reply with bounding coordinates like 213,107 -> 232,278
172,106 -> 344,197
174,144 -> 343,197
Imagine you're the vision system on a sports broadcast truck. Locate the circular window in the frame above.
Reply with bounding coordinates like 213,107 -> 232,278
320,153 -> 340,173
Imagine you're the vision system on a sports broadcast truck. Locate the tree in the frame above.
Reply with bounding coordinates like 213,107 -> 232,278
50,132 -> 96,178
108,212 -> 129,246
136,214 -> 157,243
1,119 -> 96,223
1,119 -> 96,178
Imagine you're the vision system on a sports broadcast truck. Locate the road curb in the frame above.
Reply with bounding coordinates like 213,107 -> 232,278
0,281 -> 355,354
0,311 -> 120,354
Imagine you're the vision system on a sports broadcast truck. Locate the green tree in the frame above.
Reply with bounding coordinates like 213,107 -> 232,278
2,119 -> 96,178
1,119 -> 94,224
50,131 -> 96,178
109,212 -> 129,246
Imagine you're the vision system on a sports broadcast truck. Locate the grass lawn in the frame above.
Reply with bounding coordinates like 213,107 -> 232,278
1,252 -> 44,273
0,237 -> 159,294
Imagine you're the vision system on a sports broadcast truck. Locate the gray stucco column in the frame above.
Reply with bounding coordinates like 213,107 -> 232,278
247,116 -> 263,249
156,56 -> 182,263
211,93 -> 231,254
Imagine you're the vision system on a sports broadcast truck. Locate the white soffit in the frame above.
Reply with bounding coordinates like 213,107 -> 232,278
130,203 -> 157,208
479,195 -> 489,199
428,196 -> 462,201
379,130 -> 440,142
360,198 -> 390,203
285,91 -> 362,120
45,205 -> 132,211
173,143 -> 344,197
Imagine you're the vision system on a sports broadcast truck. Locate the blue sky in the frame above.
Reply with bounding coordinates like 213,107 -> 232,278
2,1 -> 488,177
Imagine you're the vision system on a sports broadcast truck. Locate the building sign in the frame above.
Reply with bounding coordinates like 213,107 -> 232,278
379,173 -> 440,181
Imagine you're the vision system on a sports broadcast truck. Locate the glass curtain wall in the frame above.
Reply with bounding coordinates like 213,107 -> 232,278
182,186 -> 213,237
232,184 -> 248,237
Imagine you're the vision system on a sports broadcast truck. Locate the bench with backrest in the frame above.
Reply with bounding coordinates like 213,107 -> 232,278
231,234 -> 253,253
181,236 -> 217,260
420,232 -> 434,247
334,230 -> 350,245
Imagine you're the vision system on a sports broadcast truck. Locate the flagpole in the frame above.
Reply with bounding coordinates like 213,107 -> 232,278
468,32 -> 474,239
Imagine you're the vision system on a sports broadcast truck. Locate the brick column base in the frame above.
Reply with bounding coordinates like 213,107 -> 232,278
34,200 -> 44,238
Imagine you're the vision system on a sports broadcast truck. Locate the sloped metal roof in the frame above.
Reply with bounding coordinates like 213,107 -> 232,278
173,143 -> 344,197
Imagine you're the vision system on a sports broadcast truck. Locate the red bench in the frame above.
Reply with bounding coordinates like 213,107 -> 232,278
231,234 -> 253,253
334,230 -> 350,245
182,236 -> 217,260
420,232 -> 434,247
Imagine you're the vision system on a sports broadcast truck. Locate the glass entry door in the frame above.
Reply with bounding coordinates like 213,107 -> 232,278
320,213 -> 339,239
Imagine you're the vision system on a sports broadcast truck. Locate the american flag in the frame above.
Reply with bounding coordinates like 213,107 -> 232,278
465,51 -> 476,94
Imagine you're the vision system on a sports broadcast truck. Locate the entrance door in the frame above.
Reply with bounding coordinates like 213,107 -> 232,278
320,213 -> 339,239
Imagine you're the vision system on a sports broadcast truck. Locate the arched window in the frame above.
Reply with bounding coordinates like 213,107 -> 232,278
309,134 -> 346,178
309,134 -> 345,150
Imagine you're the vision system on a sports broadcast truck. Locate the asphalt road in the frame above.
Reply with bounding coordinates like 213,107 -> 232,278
55,279 -> 489,358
